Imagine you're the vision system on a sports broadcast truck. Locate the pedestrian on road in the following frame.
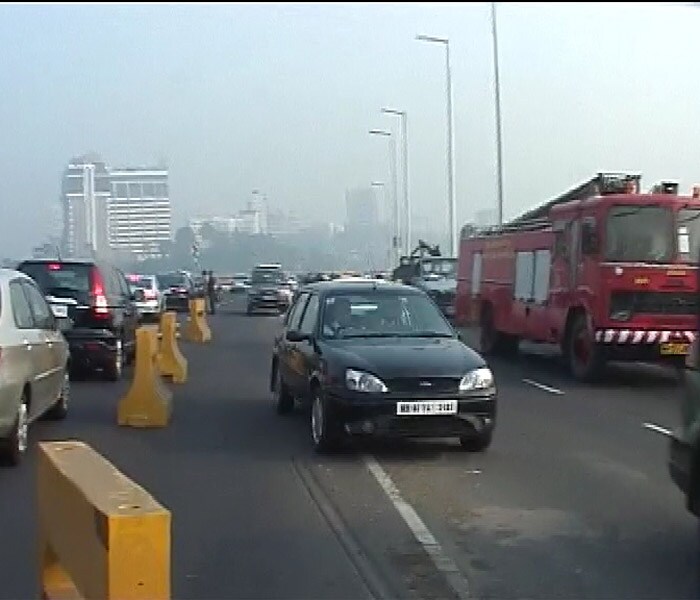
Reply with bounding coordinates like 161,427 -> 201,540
207,270 -> 217,315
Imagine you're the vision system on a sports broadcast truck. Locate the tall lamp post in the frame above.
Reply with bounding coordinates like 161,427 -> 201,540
381,108 -> 409,254
416,34 -> 457,256
491,2 -> 504,226
369,129 -> 400,264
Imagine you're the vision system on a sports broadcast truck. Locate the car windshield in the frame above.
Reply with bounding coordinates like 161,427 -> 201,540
158,273 -> 187,288
18,262 -> 91,300
320,291 -> 455,339
129,276 -> 154,291
421,258 -> 457,278
605,205 -> 674,263
252,269 -> 283,284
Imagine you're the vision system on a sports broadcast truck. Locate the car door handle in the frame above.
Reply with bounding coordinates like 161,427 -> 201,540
23,340 -> 32,350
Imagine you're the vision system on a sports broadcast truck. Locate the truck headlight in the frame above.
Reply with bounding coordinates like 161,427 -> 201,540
459,367 -> 494,392
346,369 -> 388,393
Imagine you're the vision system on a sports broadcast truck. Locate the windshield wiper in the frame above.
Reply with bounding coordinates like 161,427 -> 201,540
342,332 -> 401,339
404,331 -> 454,338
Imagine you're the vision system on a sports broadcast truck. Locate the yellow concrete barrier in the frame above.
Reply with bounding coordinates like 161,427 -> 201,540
157,312 -> 187,384
117,327 -> 172,428
183,297 -> 211,343
38,440 -> 171,600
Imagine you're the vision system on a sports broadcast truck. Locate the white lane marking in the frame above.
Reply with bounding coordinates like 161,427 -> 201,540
363,455 -> 471,600
642,422 -> 673,437
522,378 -> 564,395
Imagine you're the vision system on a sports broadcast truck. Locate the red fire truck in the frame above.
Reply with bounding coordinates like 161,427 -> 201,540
455,172 -> 700,381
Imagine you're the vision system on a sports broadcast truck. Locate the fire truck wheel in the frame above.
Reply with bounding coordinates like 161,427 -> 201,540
568,314 -> 603,381
480,307 -> 518,356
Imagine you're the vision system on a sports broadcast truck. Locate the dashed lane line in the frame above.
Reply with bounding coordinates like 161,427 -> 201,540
522,378 -> 565,395
642,422 -> 673,437
363,454 -> 472,600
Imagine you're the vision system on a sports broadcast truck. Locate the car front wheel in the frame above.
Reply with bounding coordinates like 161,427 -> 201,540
460,429 -> 493,452
311,389 -> 341,453
1,393 -> 29,466
273,366 -> 294,415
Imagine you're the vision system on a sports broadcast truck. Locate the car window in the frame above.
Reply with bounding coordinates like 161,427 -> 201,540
17,261 -> 91,301
9,281 -> 34,329
116,269 -> 130,297
286,293 -> 309,330
320,291 -> 454,339
22,281 -> 53,330
298,294 -> 319,335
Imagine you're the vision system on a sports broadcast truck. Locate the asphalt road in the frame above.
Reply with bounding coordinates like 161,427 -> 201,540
1,293 -> 699,599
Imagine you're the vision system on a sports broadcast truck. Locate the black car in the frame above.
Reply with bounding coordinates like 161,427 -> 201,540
157,272 -> 195,312
247,266 -> 292,315
270,280 -> 496,453
16,259 -> 140,381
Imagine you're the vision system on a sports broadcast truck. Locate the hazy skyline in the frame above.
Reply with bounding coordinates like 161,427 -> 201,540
1,2 -> 699,256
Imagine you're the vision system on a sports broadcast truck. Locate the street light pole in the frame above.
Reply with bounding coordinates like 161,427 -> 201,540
491,2 -> 504,226
417,34 -> 457,257
382,108 -> 410,255
370,129 -> 399,265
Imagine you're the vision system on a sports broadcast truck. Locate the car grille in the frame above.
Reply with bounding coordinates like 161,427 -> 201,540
610,291 -> 698,316
387,377 -> 460,394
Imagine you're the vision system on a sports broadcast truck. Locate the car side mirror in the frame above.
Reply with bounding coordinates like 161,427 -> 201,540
286,330 -> 310,343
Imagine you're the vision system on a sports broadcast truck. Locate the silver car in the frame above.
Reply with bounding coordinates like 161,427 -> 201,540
127,274 -> 164,322
0,269 -> 70,466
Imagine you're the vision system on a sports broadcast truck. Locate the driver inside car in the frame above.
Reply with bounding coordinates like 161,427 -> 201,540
323,297 -> 352,337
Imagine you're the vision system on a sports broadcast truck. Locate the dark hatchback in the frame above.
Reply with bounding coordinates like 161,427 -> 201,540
270,280 -> 497,453
16,259 -> 139,381
158,272 -> 194,312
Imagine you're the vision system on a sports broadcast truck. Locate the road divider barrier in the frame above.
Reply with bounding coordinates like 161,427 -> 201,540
38,441 -> 171,600
158,311 -> 188,384
118,326 -> 173,428
184,298 -> 212,343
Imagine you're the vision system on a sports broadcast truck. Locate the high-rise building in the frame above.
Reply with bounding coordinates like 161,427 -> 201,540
345,187 -> 380,234
61,156 -> 111,258
109,167 -> 171,259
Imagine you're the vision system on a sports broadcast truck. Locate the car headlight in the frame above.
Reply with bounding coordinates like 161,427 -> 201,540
346,368 -> 388,393
459,367 -> 494,392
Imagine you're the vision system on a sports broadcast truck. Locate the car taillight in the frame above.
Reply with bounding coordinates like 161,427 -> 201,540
144,290 -> 157,300
91,267 -> 109,317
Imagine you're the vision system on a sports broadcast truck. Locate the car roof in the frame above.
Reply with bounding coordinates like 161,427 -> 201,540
18,258 -> 96,266
0,268 -> 35,284
300,279 -> 421,295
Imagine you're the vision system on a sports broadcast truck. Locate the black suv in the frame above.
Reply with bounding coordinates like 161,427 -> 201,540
16,259 -> 139,381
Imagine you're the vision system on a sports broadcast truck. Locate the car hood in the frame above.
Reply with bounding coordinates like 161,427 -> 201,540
322,336 -> 485,378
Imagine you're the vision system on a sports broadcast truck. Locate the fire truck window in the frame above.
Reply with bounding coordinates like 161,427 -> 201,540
605,205 -> 673,263
533,250 -> 551,304
515,251 -> 535,301
471,253 -> 482,295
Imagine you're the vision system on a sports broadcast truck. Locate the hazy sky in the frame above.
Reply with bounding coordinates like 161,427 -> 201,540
1,2 -> 699,256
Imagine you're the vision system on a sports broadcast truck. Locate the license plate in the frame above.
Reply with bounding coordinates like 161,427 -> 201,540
396,400 -> 458,416
660,342 -> 689,356
50,304 -> 68,318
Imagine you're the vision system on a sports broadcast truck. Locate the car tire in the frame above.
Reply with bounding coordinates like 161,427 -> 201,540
104,338 -> 123,382
311,389 -> 341,453
1,393 -> 29,466
45,370 -> 69,421
460,429 -> 492,452
567,314 -> 604,382
273,366 -> 294,415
